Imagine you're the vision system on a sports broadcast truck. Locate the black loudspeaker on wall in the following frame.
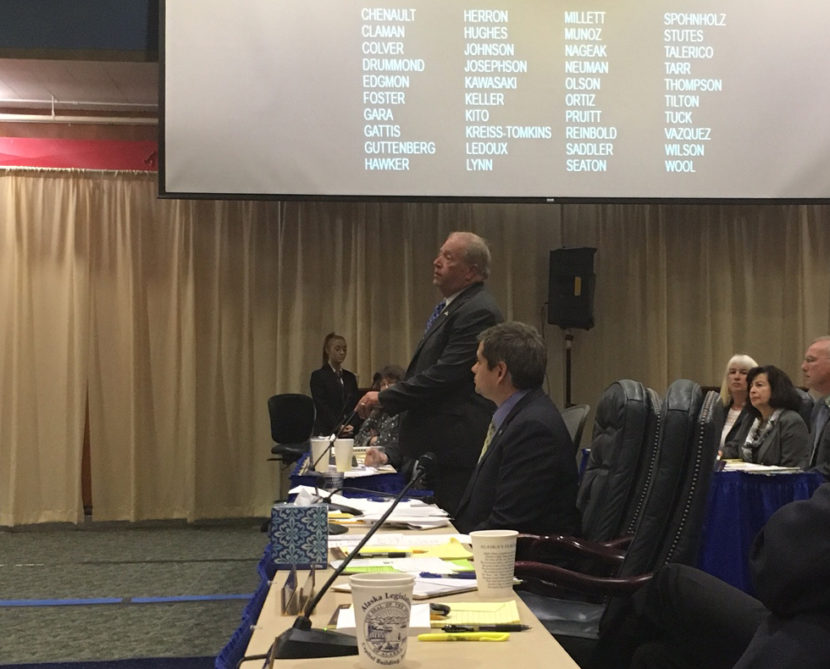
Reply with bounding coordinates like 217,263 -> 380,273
547,247 -> 597,329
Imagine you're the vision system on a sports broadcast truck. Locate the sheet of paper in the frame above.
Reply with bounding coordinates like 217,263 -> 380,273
411,577 -> 479,599
415,538 -> 474,560
329,533 -> 469,549
722,461 -> 804,474
344,465 -> 397,478
331,556 -> 458,574
335,603 -> 432,636
333,577 -> 478,599
288,487 -> 450,528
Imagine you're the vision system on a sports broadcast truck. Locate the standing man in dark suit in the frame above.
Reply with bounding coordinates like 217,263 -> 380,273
356,231 -> 502,513
453,322 -> 580,535
802,335 -> 830,477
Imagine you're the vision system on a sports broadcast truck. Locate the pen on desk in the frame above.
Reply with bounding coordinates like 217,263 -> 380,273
442,624 -> 530,632
419,571 -> 476,579
418,632 -> 510,642
355,551 -> 411,558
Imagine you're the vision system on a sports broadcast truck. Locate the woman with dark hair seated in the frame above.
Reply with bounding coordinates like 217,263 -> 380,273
355,365 -> 404,449
722,365 -> 809,467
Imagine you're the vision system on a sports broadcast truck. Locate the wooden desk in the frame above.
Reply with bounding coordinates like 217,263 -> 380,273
241,539 -> 579,668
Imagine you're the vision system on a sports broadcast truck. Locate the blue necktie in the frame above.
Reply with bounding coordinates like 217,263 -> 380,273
424,300 -> 446,334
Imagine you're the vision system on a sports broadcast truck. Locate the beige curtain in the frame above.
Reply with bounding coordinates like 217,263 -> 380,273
2,168 -> 829,525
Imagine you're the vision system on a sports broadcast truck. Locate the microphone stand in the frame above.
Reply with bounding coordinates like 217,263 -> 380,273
272,454 -> 436,659
306,408 -> 363,534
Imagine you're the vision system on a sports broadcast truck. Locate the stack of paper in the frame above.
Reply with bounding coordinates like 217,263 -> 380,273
333,576 -> 478,599
290,486 -> 452,529
722,461 -> 804,474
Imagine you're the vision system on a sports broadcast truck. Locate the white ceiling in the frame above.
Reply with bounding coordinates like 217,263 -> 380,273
0,59 -> 158,116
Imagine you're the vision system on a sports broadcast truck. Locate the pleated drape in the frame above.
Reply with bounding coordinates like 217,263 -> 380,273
2,168 -> 829,524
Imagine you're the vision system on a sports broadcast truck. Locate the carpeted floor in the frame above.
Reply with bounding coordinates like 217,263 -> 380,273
0,520 -> 269,665
0,658 -> 213,669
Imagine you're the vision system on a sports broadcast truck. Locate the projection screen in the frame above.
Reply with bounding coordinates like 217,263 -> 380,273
161,0 -> 830,202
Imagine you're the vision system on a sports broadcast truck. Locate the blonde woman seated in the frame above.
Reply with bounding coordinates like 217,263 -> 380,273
722,365 -> 810,467
717,353 -> 758,454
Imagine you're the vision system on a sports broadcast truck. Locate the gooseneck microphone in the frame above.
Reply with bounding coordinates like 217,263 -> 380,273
271,452 -> 437,659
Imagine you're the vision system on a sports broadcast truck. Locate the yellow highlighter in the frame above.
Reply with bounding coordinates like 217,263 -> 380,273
418,632 -> 510,642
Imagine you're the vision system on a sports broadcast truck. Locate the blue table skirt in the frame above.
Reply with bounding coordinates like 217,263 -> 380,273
698,469 -> 824,594
290,454 -> 432,498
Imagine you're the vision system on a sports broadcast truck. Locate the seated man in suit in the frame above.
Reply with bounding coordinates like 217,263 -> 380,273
452,321 -> 580,536
802,335 -> 830,477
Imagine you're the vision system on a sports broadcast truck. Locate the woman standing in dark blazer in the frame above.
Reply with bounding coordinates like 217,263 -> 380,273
723,365 -> 809,467
309,332 -> 360,436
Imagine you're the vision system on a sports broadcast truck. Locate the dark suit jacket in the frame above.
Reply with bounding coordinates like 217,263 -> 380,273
808,400 -> 830,478
452,387 -> 580,535
722,409 -> 810,467
378,282 -> 502,513
733,483 -> 830,668
714,401 -> 752,448
309,365 -> 360,436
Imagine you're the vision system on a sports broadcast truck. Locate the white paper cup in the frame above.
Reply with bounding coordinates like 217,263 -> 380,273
470,529 -> 518,599
334,438 -> 354,472
309,436 -> 332,473
349,572 -> 415,668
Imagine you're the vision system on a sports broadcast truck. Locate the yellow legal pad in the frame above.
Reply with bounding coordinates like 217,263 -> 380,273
429,600 -> 521,628
414,538 -> 474,561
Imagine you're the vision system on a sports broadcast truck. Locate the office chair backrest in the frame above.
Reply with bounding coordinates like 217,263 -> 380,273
599,379 -> 706,636
654,388 -> 720,567
796,387 -> 814,427
268,394 -> 315,444
561,403 -> 591,453
577,380 -> 650,542
618,387 -> 664,537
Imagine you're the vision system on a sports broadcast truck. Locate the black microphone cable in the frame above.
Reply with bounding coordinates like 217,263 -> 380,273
298,452 -> 437,619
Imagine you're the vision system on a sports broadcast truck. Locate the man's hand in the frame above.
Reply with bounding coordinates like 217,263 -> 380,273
356,391 -> 380,419
364,446 -> 389,467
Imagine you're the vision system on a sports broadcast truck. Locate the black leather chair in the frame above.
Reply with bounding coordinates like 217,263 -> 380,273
576,380 -> 657,542
514,381 -> 720,669
515,383 -> 662,580
796,387 -> 814,427
561,403 -> 591,454
266,393 -> 316,494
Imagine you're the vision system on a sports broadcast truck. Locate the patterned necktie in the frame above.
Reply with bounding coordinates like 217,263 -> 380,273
424,300 -> 446,334
478,421 -> 496,462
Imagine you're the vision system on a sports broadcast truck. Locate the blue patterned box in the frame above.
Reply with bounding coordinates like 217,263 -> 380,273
269,503 -> 328,570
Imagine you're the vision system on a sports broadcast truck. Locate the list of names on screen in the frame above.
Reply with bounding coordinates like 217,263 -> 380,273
162,0 -> 830,200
